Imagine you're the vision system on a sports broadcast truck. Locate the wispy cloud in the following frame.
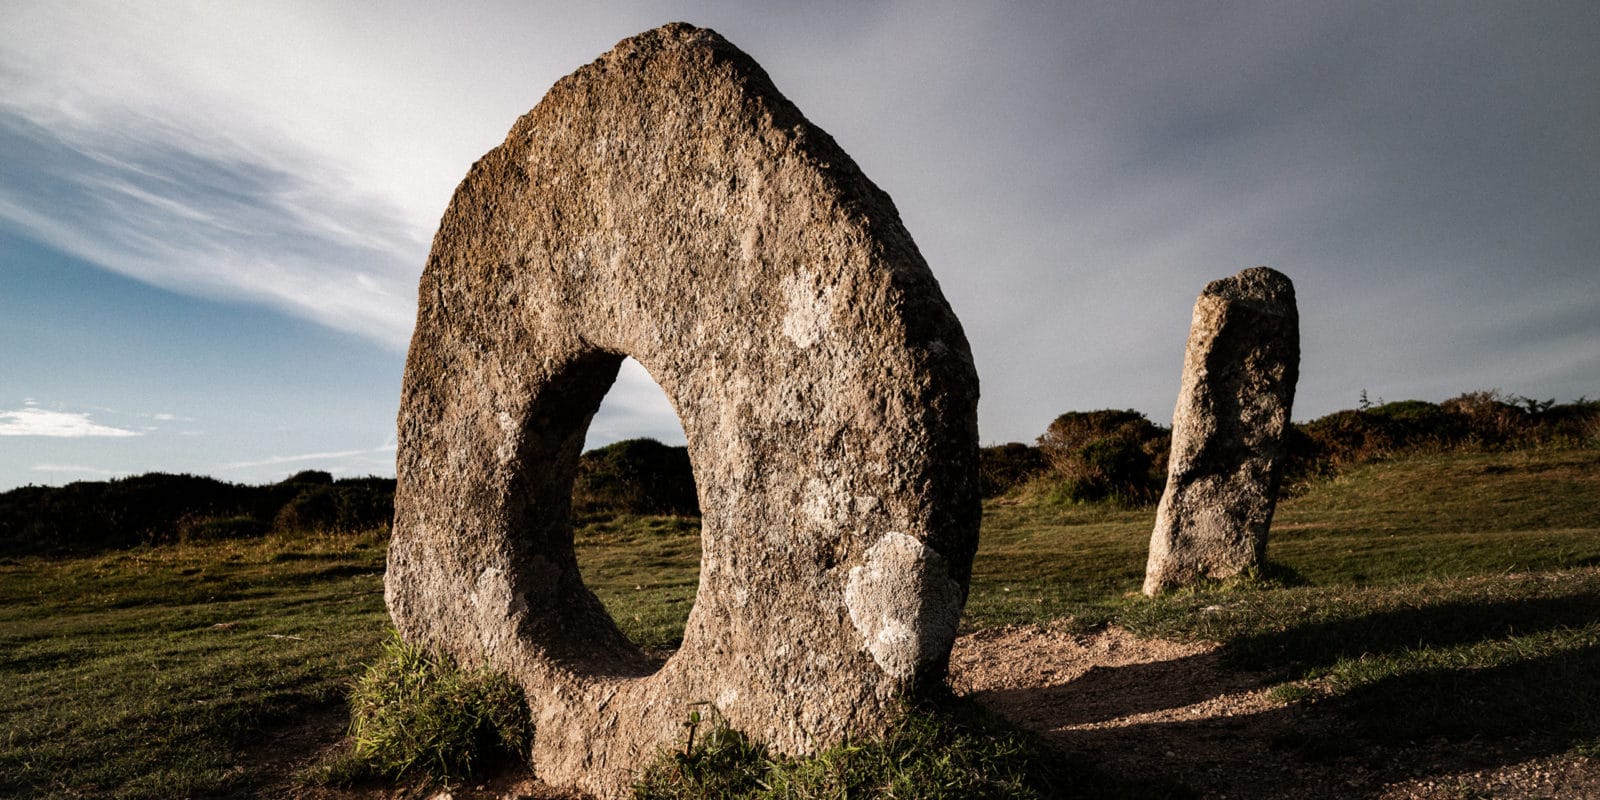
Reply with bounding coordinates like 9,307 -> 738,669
0,2 -> 633,354
32,463 -> 122,476
0,1 -> 449,350
221,443 -> 397,471
0,408 -> 141,438
0,111 -> 422,348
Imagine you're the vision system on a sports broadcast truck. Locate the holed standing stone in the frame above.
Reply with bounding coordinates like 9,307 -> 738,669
1142,267 -> 1299,596
385,23 -> 980,798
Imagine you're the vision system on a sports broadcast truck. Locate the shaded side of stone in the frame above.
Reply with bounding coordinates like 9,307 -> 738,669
385,22 -> 980,799
1143,267 -> 1299,595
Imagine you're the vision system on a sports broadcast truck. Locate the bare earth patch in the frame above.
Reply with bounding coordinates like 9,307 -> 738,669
951,624 -> 1599,799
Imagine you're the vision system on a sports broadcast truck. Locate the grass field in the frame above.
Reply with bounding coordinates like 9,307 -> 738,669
0,531 -> 391,798
2,447 -> 1597,798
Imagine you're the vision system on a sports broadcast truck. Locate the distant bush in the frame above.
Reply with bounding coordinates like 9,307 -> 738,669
1036,410 -> 1170,503
177,514 -> 271,543
1533,398 -> 1600,446
978,443 -> 1049,498
0,434 -> 712,553
272,478 -> 394,534
332,477 -> 399,530
282,469 -> 335,486
1017,390 -> 1598,505
274,487 -> 340,532
0,473 -> 256,553
1294,404 -> 1452,468
573,438 -> 699,517
1440,390 -> 1529,445
0,472 -> 396,554
1286,391 -> 1600,485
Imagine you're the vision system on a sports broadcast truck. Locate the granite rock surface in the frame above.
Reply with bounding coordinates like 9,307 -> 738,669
386,23 -> 980,797
1143,267 -> 1299,595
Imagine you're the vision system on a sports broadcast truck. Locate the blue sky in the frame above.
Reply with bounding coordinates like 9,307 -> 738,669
2,1 -> 1597,490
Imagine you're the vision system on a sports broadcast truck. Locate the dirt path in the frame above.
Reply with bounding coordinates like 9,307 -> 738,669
951,624 -> 1599,799
278,624 -> 1598,799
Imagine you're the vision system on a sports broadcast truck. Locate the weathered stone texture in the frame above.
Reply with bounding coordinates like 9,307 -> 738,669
385,23 -> 980,798
1143,267 -> 1299,596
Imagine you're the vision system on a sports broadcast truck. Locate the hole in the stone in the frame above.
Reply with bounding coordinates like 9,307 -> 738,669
573,357 -> 702,661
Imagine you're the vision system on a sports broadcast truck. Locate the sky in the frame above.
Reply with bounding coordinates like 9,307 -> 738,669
1,1 -> 1596,490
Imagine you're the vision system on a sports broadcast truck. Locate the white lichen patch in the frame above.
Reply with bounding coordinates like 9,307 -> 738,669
844,532 -> 963,681
802,476 -> 849,526
495,409 -> 518,464
780,272 -> 835,348
471,565 -> 528,655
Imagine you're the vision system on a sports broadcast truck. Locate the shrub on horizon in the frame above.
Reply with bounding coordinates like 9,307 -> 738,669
573,438 -> 700,517
978,443 -> 1050,498
1036,409 -> 1169,504
280,469 -> 335,486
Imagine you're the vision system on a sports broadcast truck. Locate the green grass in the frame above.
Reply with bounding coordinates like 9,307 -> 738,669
3,447 -> 1597,796
1270,449 -> 1600,582
964,449 -> 1600,756
575,514 -> 702,652
1121,568 -> 1600,742
1103,452 -> 1599,760
965,448 -> 1600,629
631,705 -> 1059,800
0,530 -> 390,799
963,501 -> 1152,629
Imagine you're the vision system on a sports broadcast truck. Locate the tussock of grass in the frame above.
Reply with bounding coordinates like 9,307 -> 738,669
633,701 -> 1082,800
633,707 -> 771,799
314,631 -> 532,787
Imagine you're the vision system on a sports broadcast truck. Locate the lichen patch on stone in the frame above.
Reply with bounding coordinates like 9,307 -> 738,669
845,532 -> 964,681
779,271 -> 835,348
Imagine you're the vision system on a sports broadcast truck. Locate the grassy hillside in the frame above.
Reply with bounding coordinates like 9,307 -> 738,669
1,447 -> 1597,797
966,448 -> 1600,629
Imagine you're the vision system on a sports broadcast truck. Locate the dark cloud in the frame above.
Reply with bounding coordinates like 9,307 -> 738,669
736,2 -> 1600,435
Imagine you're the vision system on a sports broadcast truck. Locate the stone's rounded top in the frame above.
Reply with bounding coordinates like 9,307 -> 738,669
583,22 -> 727,65
1202,266 -> 1296,313
547,21 -> 770,100
622,21 -> 718,47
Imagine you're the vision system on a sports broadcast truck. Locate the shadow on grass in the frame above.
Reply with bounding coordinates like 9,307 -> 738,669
978,640 -> 1598,798
1231,589 -> 1600,754
969,648 -> 1258,728
1326,642 -> 1600,743
972,585 -> 1600,796
1222,589 -> 1600,671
